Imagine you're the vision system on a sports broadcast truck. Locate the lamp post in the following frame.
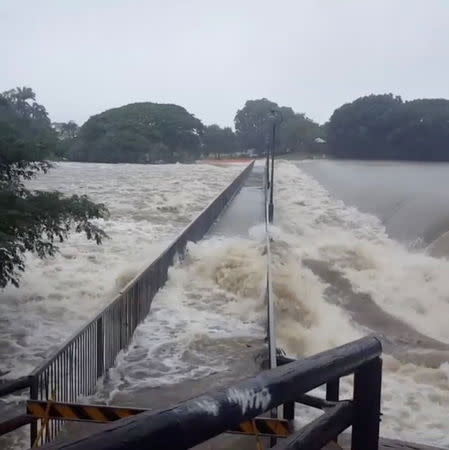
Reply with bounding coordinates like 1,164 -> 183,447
268,109 -> 282,223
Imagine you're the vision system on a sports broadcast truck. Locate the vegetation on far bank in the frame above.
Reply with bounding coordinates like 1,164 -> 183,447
53,93 -> 449,163
326,94 -> 449,161
59,97 -> 325,163
3,85 -> 449,286
4,86 -> 449,166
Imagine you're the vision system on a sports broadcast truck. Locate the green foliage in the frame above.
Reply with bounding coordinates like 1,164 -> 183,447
53,120 -> 79,140
202,124 -> 236,157
327,94 -> 449,160
234,98 -> 323,155
69,103 -> 204,163
51,121 -> 80,159
280,113 -> 324,153
0,87 -> 108,288
234,99 -> 279,154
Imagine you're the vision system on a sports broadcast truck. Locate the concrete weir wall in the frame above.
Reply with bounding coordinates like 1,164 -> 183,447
29,160 -> 255,446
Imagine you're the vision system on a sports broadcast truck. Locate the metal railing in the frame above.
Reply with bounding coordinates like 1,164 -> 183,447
265,112 -> 278,372
40,336 -> 382,450
0,161 -> 254,447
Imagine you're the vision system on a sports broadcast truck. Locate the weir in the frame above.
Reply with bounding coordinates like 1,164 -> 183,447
0,154 -> 446,450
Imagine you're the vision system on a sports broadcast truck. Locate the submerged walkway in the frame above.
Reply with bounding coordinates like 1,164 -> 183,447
210,164 -> 265,238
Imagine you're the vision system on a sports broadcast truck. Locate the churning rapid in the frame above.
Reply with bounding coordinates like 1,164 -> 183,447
1,160 -> 449,449
273,161 -> 449,448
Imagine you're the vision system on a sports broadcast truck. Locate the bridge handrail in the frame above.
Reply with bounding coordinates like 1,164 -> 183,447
0,376 -> 31,397
38,336 -> 382,450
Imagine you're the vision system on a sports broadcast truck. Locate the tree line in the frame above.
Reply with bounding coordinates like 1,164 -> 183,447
62,98 -> 326,163
58,94 -> 449,163
4,86 -> 449,166
47,97 -> 325,163
326,94 -> 449,161
3,86 -> 449,287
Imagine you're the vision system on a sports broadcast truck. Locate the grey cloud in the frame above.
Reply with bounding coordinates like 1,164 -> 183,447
2,0 -> 448,126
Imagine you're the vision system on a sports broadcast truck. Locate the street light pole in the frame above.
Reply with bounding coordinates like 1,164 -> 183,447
268,117 -> 276,223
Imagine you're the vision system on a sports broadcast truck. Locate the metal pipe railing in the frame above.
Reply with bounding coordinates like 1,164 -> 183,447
0,414 -> 34,436
37,336 -> 382,450
0,376 -> 31,397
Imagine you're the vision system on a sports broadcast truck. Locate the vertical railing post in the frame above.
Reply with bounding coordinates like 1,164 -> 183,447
119,297 -> 124,350
266,143 -> 270,190
268,120 -> 275,223
29,375 -> 38,447
351,357 -> 382,450
283,401 -> 295,421
96,316 -> 104,378
326,377 -> 340,443
326,377 -> 340,402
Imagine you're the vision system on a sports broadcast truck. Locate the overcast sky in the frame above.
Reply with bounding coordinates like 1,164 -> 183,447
2,0 -> 449,127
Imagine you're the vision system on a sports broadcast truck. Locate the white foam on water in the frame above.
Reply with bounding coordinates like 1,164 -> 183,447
274,160 -> 449,447
275,161 -> 449,344
94,234 -> 267,401
0,162 -> 243,380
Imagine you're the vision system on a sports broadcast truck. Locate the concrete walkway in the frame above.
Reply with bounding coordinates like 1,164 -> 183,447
208,164 -> 265,238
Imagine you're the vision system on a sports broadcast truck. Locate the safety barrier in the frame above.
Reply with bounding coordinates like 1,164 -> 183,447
36,336 -> 382,450
26,400 -> 291,438
265,116 -> 277,373
0,161 -> 254,447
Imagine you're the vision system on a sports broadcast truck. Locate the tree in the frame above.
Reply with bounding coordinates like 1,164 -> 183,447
327,94 -> 449,160
234,99 -> 280,155
0,87 -> 108,288
280,113 -> 324,153
69,102 -> 204,163
202,124 -> 236,158
326,94 -> 402,159
51,121 -> 80,159
235,98 -> 322,155
53,120 -> 79,140
387,99 -> 449,160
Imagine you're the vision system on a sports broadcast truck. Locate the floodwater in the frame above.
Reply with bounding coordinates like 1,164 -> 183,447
0,161 -> 243,449
273,160 -> 449,447
1,160 -> 449,449
96,159 -> 449,448
0,162 -> 243,380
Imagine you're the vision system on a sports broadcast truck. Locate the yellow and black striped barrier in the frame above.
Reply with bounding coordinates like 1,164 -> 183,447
27,400 -> 140,423
27,400 -> 291,438
228,417 -> 290,437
